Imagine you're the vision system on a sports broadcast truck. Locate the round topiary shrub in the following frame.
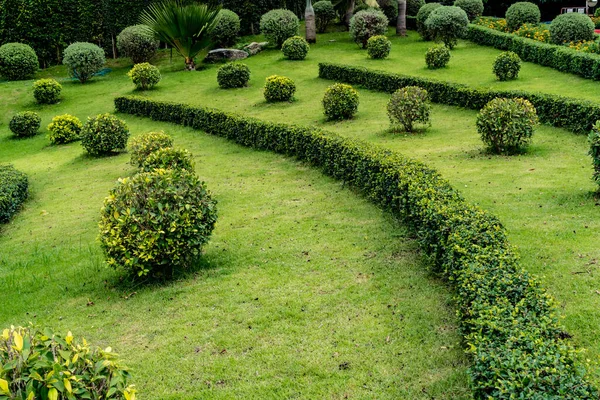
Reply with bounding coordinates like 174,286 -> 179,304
0,164 -> 28,223
350,9 -> 389,48
425,46 -> 451,69
506,2 -> 541,32
128,62 -> 161,90
417,3 -> 442,40
81,113 -> 129,156
99,168 -> 218,278
282,36 -> 310,60
116,25 -> 159,64
314,0 -> 337,33
260,9 -> 300,48
367,35 -> 392,59
211,9 -> 241,48
407,0 -> 426,16
322,83 -> 360,120
32,78 -> 62,104
129,131 -> 174,167
217,62 -> 251,88
0,43 -> 38,81
477,97 -> 538,154
387,86 -> 431,132
264,75 -> 296,102
142,148 -> 195,172
47,114 -> 83,145
493,51 -> 521,81
9,111 -> 41,138
425,6 -> 469,49
63,42 -> 106,84
550,13 -> 595,45
453,0 -> 483,21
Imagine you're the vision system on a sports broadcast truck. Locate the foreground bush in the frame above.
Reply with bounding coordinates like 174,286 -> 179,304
117,25 -> 159,64
33,78 -> 62,104
387,86 -> 430,132
282,36 -> 310,60
129,131 -> 173,167
217,63 -> 251,88
47,114 -> 83,145
425,6 -> 469,49
260,9 -> 299,48
493,51 -> 521,81
142,147 -> 195,172
81,114 -> 129,156
417,3 -> 442,40
63,42 -> 106,84
314,0 -> 336,33
367,35 -> 392,59
0,165 -> 28,223
425,46 -> 451,69
128,62 -> 161,90
350,9 -> 389,48
454,0 -> 483,22
0,43 -> 38,81
550,13 -> 595,45
505,1 -> 540,31
99,169 -> 218,277
211,9 -> 241,48
9,112 -> 41,138
264,75 -> 296,102
0,325 -> 136,399
322,83 -> 359,120
590,122 -> 600,191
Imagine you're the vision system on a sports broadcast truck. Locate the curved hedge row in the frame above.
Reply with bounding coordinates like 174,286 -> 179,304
114,95 -> 597,398
0,165 -> 28,223
318,62 -> 600,134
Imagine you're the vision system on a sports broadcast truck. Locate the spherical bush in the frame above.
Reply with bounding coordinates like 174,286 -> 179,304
407,0 -> 426,16
0,43 -> 38,81
322,83 -> 360,120
493,51 -> 521,81
417,3 -> 442,40
63,42 -> 106,84
128,63 -> 161,90
129,131 -> 174,167
260,9 -> 300,48
9,111 -> 41,138
477,97 -> 538,154
367,35 -> 392,59
282,36 -> 310,60
211,9 -> 241,48
453,0 -> 483,22
350,9 -> 389,48
117,25 -> 159,64
425,6 -> 469,49
314,1 -> 337,33
33,78 -> 62,104
217,63 -> 251,89
550,13 -> 595,45
387,86 -> 431,132
264,75 -> 296,102
425,46 -> 451,69
47,114 -> 82,145
81,114 -> 129,156
142,148 -> 195,172
506,2 -> 541,32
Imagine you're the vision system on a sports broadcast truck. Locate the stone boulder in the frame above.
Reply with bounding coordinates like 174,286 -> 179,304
205,48 -> 248,63
243,42 -> 269,56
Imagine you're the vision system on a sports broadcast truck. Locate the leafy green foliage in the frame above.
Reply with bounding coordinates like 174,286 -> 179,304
282,36 -> 310,60
322,83 -> 359,120
425,46 -> 451,69
350,9 -> 388,48
505,2 -> 540,32
9,112 -> 41,138
210,9 -> 241,48
314,1 -> 336,33
129,131 -> 173,167
407,0 -> 425,16
259,9 -> 299,48
367,35 -> 391,59
0,165 -> 28,223
425,6 -> 469,49
0,43 -> 38,81
117,25 -> 159,64
493,51 -> 521,81
453,0 -> 482,22
128,63 -> 161,90
81,114 -> 129,156
416,3 -> 442,41
387,86 -> 430,132
47,114 -> 82,145
264,75 -> 296,102
32,78 -> 62,104
550,13 -> 595,45
217,62 -> 250,88
63,42 -> 105,84
589,121 -> 600,191
141,147 -> 195,172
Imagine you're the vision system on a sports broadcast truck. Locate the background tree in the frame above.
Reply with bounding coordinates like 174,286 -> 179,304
397,0 -> 406,36
306,0 -> 317,43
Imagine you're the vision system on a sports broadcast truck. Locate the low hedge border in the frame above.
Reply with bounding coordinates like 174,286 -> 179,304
467,24 -> 600,82
0,164 -> 29,223
318,62 -> 600,134
114,95 -> 598,398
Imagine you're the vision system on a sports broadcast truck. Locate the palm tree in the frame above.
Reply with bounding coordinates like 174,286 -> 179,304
397,0 -> 407,36
140,0 -> 220,71
306,0 -> 317,43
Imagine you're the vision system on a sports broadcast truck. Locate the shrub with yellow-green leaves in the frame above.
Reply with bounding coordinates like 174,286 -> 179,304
33,79 -> 62,104
128,131 -> 174,167
264,75 -> 296,102
141,148 -> 195,172
47,114 -> 83,145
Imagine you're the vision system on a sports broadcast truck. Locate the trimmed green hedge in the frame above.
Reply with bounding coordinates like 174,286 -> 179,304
115,94 -> 597,399
318,62 -> 600,134
0,165 -> 28,223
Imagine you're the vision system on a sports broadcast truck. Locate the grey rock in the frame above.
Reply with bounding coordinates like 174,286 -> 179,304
205,48 -> 248,63
243,42 -> 269,56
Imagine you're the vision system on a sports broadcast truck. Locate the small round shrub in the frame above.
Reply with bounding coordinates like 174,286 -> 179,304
81,113 -> 129,156
264,75 -> 296,102
47,114 -> 83,145
260,9 -> 300,48
9,111 -> 41,138
314,0 -> 337,33
550,13 -> 595,45
387,86 -> 431,132
407,0 -> 426,16
282,36 -> 310,60
322,83 -> 360,120
417,3 -> 442,40
350,9 -> 389,48
589,121 -> 600,190
493,51 -> 521,81
128,62 -> 161,90
0,164 -> 28,223
453,0 -> 483,21
0,43 -> 38,81
63,42 -> 106,84
425,46 -> 451,68
367,35 -> 392,59
116,25 -> 159,64
211,9 -> 241,48
217,62 -> 251,88
99,168 -> 218,278
141,148 -> 195,172
33,78 -> 62,104
425,6 -> 469,49
476,97 -> 538,154
129,131 -> 173,167
506,2 -> 541,32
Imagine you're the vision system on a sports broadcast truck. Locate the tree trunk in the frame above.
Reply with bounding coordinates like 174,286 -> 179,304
344,0 -> 356,28
185,57 -> 195,71
396,0 -> 407,36
305,0 -> 317,43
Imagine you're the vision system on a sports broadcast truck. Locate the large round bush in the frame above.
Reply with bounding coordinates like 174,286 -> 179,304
81,113 -> 129,156
264,75 -> 296,102
47,114 -> 83,145
453,0 -> 483,21
129,131 -> 173,167
260,9 -> 300,48
211,9 -> 241,48
63,42 -> 106,84
282,36 -> 310,60
9,111 -> 41,138
128,62 -> 161,90
407,0 -> 426,16
387,86 -> 431,132
367,35 -> 392,59
417,3 -> 442,40
350,9 -> 389,48
99,168 -> 218,278
0,43 -> 38,81
425,46 -> 451,69
493,51 -> 521,81
217,63 -> 251,88
314,1 -> 337,33
142,148 -> 195,172
506,2 -> 541,32
322,83 -> 360,120
116,25 -> 159,64
33,78 -> 62,104
550,13 -> 595,45
425,6 -> 469,49
477,98 -> 538,154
